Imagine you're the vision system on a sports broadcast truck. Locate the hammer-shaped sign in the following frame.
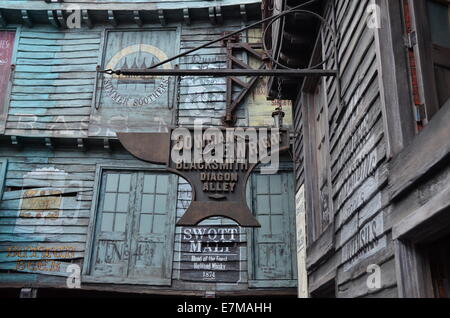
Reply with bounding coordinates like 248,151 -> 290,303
117,127 -> 290,227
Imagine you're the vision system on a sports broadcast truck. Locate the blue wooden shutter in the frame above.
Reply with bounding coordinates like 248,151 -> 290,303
87,169 -> 176,285
91,171 -> 136,280
249,172 -> 297,288
128,172 -> 177,285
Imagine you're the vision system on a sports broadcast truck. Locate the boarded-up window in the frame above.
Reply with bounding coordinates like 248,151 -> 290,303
89,29 -> 179,137
248,171 -> 297,288
86,170 -> 177,285
0,31 -> 15,133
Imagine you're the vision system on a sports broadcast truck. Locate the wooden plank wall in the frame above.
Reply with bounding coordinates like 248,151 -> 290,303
307,0 -> 396,298
293,98 -> 304,194
0,146 -> 252,291
4,21 -> 253,137
0,146 -> 113,287
178,23 -> 249,127
1,0 -> 260,10
6,27 -> 101,138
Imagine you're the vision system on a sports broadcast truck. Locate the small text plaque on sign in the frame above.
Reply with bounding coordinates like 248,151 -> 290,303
180,226 -> 240,283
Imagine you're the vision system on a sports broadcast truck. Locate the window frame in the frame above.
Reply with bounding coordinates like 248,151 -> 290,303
0,158 -> 7,200
246,162 -> 298,289
299,24 -> 336,272
88,26 -> 181,137
407,0 -> 450,121
0,26 -> 21,135
82,164 -> 177,286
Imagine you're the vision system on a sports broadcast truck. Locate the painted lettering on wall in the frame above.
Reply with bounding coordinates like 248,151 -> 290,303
341,214 -> 386,271
180,226 -> 241,283
5,246 -> 76,273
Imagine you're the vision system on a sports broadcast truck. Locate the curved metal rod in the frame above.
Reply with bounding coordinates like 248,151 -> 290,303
99,0 -> 326,75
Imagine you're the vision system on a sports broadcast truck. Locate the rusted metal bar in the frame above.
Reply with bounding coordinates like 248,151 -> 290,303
114,68 -> 338,77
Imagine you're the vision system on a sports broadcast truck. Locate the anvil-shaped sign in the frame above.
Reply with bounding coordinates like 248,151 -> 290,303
117,127 -> 290,227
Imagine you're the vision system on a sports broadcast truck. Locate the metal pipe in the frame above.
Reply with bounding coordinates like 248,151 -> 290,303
115,68 -> 338,77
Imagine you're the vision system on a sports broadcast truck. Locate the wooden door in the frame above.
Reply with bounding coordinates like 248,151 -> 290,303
91,171 -> 135,279
90,170 -> 176,285
250,172 -> 297,285
128,173 -> 177,284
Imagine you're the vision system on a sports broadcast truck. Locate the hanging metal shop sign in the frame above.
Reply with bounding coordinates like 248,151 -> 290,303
118,126 -> 290,227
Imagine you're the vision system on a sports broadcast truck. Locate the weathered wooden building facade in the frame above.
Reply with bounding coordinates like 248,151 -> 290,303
269,0 -> 450,297
0,0 -> 300,297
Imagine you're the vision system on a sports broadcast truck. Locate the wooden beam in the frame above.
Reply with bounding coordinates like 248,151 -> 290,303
240,4 -> 248,22
389,100 -> 450,200
133,10 -> 143,27
56,9 -> 67,29
107,10 -> 117,27
183,8 -> 191,26
231,76 -> 249,89
158,9 -> 166,26
82,10 -> 93,28
47,10 -> 59,28
240,43 -> 264,59
21,10 -> 33,28
229,55 -> 252,69
393,183 -> 450,241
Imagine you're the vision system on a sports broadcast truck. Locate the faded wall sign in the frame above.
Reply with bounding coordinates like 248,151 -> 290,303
14,168 -> 82,234
100,30 -> 176,108
342,213 -> 386,272
180,226 -> 241,283
295,186 -> 308,298
90,29 -> 179,137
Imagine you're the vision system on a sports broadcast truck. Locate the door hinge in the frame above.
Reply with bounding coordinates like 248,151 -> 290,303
404,31 -> 417,49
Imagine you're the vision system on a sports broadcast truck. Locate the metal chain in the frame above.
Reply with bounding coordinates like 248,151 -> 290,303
277,77 -> 283,111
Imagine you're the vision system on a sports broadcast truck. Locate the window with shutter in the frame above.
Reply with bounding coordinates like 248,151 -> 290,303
248,170 -> 297,288
406,0 -> 450,122
84,169 -> 177,286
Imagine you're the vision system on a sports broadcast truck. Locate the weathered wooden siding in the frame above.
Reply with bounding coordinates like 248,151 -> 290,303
177,23 -> 252,127
0,0 -> 261,11
6,27 -> 101,138
0,144 -> 297,294
3,21 -> 262,138
305,0 -> 396,298
0,0 -> 299,295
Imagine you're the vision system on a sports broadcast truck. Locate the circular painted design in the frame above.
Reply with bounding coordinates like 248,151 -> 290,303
103,44 -> 172,107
